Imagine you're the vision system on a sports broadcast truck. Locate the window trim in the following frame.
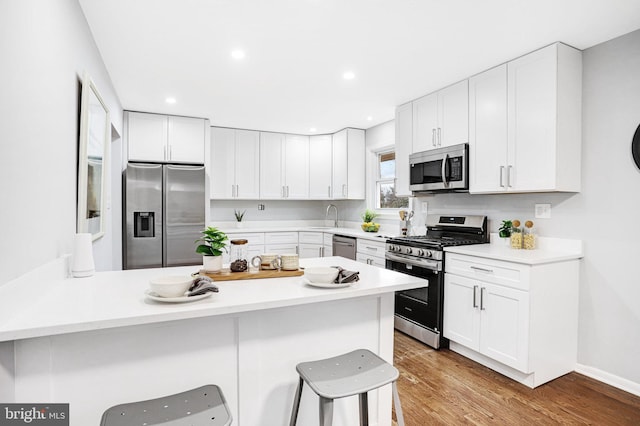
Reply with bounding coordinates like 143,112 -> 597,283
369,145 -> 409,216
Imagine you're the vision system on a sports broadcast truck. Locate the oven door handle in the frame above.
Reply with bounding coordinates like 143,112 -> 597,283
385,252 -> 441,271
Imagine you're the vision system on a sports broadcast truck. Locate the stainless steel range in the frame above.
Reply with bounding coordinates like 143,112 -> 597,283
385,214 -> 489,349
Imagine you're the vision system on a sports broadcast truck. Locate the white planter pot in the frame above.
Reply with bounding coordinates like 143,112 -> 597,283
203,255 -> 223,272
236,222 -> 244,228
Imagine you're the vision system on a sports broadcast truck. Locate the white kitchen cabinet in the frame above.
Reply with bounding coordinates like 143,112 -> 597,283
265,232 -> 298,254
444,273 -> 529,371
443,252 -> 579,388
332,128 -> 365,199
259,133 -> 309,199
356,239 -> 386,267
127,112 -> 206,163
299,232 -> 324,259
412,80 -> 468,153
323,233 -> 333,257
469,43 -> 582,193
210,127 -> 260,199
309,135 -> 333,199
394,102 -> 412,196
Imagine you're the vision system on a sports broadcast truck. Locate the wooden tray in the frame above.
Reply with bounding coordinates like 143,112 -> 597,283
199,268 -> 303,281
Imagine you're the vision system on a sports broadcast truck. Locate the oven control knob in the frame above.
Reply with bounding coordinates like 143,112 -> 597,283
417,249 -> 425,256
404,247 -> 412,255
425,251 -> 433,258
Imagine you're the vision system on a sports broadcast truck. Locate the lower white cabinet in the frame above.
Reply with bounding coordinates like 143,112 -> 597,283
444,273 -> 529,371
265,232 -> 298,255
356,239 -> 386,267
323,233 -> 333,257
443,252 -> 579,388
299,232 -> 323,259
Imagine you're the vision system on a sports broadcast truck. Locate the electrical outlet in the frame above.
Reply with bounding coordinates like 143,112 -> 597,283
535,203 -> 551,219
258,204 -> 265,211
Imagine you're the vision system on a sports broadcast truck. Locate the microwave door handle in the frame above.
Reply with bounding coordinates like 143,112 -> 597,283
441,154 -> 449,186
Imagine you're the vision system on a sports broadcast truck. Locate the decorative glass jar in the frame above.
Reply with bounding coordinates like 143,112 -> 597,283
229,239 -> 248,272
510,220 -> 523,249
523,220 -> 536,250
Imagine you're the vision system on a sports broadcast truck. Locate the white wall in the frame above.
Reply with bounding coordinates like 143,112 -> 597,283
412,29 -> 640,387
0,0 -> 122,285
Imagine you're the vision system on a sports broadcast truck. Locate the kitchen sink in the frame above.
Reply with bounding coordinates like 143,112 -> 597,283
308,227 -> 335,230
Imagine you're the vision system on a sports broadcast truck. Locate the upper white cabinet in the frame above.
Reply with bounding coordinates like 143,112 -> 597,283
332,128 -> 365,199
127,112 -> 206,164
259,133 -> 310,199
210,127 -> 260,199
309,135 -> 333,199
469,43 -> 582,193
412,80 -> 468,153
394,102 -> 412,197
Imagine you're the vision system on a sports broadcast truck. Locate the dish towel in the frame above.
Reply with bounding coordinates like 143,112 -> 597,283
188,276 -> 219,296
332,266 -> 360,284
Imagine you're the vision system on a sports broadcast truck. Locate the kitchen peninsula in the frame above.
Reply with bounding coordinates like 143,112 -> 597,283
0,257 -> 425,426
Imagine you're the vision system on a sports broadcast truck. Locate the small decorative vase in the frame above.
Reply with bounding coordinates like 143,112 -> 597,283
236,221 -> 244,228
203,255 -> 223,272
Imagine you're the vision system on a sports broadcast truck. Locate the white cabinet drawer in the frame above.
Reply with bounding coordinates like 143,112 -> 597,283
445,253 -> 529,291
265,244 -> 298,255
264,232 -> 298,245
323,233 -> 333,246
226,232 -> 265,246
299,232 -> 323,244
357,239 -> 386,258
356,253 -> 385,268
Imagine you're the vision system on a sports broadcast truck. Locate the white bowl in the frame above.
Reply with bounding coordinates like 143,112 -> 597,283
149,275 -> 193,298
304,267 -> 339,284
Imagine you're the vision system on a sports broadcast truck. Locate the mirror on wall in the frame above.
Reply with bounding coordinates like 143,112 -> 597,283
77,73 -> 110,241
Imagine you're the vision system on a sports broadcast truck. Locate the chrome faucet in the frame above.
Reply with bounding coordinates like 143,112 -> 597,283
326,204 -> 338,227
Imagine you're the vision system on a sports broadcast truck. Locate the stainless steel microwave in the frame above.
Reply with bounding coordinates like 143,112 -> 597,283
409,143 -> 468,193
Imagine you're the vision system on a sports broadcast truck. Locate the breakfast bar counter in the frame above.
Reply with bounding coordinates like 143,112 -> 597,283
0,257 -> 426,426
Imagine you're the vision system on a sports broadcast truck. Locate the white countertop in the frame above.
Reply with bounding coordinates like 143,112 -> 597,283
445,235 -> 583,265
221,225 -> 396,242
0,257 -> 425,342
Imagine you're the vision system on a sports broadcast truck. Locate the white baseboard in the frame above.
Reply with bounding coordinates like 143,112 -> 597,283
575,363 -> 640,397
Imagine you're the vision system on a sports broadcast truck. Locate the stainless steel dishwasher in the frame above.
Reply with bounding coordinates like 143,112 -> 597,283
332,234 -> 357,260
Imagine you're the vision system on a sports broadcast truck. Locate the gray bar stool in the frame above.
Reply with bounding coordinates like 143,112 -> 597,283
101,384 -> 231,426
289,349 -> 405,426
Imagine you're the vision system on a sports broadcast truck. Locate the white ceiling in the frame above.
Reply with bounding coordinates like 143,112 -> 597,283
79,0 -> 640,135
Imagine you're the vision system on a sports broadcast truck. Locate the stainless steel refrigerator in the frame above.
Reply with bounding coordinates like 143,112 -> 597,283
123,163 -> 205,269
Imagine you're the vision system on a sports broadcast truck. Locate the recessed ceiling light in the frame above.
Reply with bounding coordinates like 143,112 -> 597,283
309,127 -> 317,132
343,71 -> 355,80
367,116 -> 373,121
231,49 -> 246,60
165,97 -> 176,104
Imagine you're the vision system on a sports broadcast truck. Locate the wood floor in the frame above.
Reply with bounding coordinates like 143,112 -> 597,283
392,331 -> 640,425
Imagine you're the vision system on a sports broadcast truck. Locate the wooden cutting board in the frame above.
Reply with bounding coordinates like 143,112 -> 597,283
199,268 -> 304,281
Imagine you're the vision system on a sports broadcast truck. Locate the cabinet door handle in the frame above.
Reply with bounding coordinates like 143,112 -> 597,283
169,145 -> 172,160
328,186 -> 331,198
231,184 -> 236,198
432,128 -> 437,147
473,285 -> 479,308
342,184 -> 347,197
164,146 -> 168,161
470,265 -> 494,273
437,127 -> 442,146
480,287 -> 486,310
507,165 -> 513,188
287,186 -> 290,198
499,166 -> 505,188
365,246 -> 377,251
282,186 -> 285,198
319,247 -> 323,257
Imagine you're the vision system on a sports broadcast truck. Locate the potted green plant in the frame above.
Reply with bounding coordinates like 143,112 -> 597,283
196,226 -> 228,272
234,209 -> 246,228
360,209 -> 380,232
498,220 -> 512,245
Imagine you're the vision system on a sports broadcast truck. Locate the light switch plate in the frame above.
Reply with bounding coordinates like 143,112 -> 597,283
535,203 -> 551,219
